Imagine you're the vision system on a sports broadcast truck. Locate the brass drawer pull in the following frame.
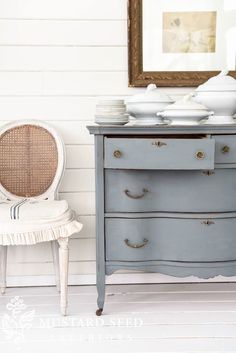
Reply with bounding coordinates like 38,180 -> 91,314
222,145 -> 230,154
124,188 -> 149,199
201,220 -> 215,226
113,150 -> 122,158
152,141 -> 167,147
124,238 -> 149,249
196,151 -> 205,160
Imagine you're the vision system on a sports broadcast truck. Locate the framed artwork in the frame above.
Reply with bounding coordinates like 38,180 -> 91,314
128,0 -> 236,87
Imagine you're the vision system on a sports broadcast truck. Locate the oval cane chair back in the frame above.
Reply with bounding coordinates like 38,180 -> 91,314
0,121 -> 65,200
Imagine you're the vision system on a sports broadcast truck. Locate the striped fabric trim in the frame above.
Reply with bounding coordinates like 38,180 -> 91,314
10,199 -> 27,220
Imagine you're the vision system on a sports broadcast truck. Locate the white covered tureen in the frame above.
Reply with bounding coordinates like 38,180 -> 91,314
157,94 -> 213,125
193,70 -> 236,124
126,84 -> 174,125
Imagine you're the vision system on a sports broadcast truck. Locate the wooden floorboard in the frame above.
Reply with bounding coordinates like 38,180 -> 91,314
0,283 -> 236,352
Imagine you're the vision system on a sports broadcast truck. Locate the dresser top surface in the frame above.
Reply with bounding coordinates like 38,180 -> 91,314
87,124 -> 236,136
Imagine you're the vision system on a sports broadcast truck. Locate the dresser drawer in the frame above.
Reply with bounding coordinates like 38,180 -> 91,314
104,137 -> 215,170
106,217 -> 236,262
215,135 -> 236,163
105,169 -> 236,213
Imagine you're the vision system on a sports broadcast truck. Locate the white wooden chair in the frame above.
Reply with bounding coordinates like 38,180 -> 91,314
0,120 -> 82,315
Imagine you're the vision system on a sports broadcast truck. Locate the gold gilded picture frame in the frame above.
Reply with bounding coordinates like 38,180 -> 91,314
128,0 -> 236,87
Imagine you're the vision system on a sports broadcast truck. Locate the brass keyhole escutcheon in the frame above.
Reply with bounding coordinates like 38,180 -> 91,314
196,151 -> 205,160
222,145 -> 230,154
113,150 -> 122,158
202,170 -> 215,176
201,220 -> 215,226
152,141 -> 167,147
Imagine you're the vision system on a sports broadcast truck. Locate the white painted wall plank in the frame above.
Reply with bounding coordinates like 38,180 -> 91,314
0,72 -> 135,95
0,97 -> 97,120
0,0 -> 127,20
61,169 -> 95,192
0,20 -> 127,46
7,261 -> 96,276
50,121 -> 94,145
61,192 -> 95,215
0,46 -> 127,71
66,146 -> 94,169
76,215 -> 95,239
0,72 -> 190,96
8,238 -> 96,263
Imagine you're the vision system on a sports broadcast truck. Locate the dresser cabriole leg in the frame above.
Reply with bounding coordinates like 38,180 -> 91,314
96,271 -> 105,315
96,308 -> 103,316
94,135 -> 106,316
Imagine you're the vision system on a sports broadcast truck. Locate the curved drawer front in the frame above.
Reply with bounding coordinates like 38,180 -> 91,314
105,138 -> 215,170
106,217 -> 236,262
105,169 -> 236,212
215,135 -> 236,163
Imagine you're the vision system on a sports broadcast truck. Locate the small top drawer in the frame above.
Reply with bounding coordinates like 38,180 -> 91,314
215,135 -> 236,163
104,137 -> 215,170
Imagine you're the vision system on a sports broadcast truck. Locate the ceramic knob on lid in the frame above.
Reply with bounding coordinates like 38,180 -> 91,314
128,84 -> 173,103
194,70 -> 236,124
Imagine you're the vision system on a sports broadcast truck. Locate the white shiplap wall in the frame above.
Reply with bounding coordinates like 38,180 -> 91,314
2,0 -> 231,287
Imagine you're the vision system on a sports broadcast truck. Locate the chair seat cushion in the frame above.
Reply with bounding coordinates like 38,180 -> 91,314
0,199 -> 69,221
0,199 -> 83,245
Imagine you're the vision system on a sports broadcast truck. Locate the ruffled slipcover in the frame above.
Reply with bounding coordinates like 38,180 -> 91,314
0,199 -> 83,245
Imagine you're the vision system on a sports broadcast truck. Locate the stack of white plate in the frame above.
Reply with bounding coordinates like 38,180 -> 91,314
95,100 -> 129,125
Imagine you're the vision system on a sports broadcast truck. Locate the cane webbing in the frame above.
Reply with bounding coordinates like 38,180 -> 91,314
0,124 -> 58,197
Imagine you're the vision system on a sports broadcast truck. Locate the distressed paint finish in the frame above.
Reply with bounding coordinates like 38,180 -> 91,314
104,137 -> 215,170
87,124 -> 236,314
94,135 -> 106,316
105,169 -> 236,213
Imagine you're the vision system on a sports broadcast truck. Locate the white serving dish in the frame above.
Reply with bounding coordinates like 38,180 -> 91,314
95,119 -> 128,125
157,94 -> 213,125
95,121 -> 128,126
95,114 -> 129,126
95,114 -> 129,120
97,99 -> 125,106
126,84 -> 174,125
96,106 -> 126,114
193,70 -> 236,124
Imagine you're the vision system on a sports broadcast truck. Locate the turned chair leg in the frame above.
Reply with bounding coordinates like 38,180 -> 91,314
51,241 -> 60,292
58,237 -> 69,316
0,246 -> 7,294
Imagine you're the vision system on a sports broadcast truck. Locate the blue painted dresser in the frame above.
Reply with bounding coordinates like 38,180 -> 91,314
87,124 -> 236,315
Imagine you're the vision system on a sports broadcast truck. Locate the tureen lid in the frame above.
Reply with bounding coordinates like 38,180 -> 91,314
128,84 -> 173,103
164,94 -> 208,111
196,70 -> 236,92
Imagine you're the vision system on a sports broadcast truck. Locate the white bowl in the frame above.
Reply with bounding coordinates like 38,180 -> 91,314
95,121 -> 128,126
126,101 -> 172,124
96,106 -> 126,113
193,91 -> 236,121
95,116 -> 129,125
126,84 -> 174,124
157,110 -> 214,125
97,100 -> 124,106
193,70 -> 236,122
95,114 -> 129,120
